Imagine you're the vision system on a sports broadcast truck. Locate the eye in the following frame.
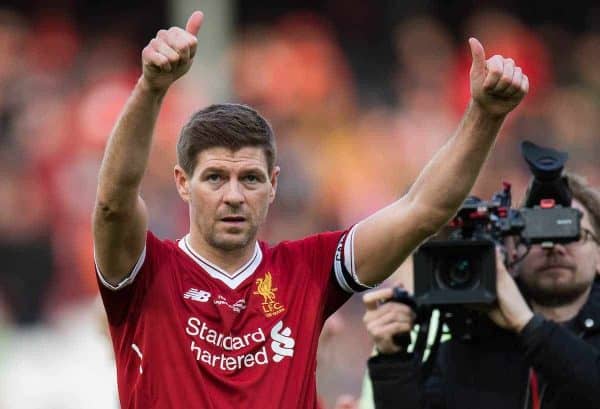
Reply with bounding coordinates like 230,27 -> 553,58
206,174 -> 222,183
243,174 -> 260,183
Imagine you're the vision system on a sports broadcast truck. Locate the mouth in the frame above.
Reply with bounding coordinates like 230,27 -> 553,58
220,216 -> 247,223
537,264 -> 574,275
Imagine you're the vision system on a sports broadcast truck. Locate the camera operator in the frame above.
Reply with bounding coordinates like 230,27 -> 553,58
362,172 -> 600,409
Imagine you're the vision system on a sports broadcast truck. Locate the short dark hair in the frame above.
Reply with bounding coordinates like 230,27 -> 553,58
565,171 -> 600,238
177,103 -> 276,176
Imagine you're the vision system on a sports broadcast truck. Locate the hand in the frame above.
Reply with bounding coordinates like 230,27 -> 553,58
363,287 -> 415,354
140,11 -> 204,92
488,249 -> 534,332
468,37 -> 529,117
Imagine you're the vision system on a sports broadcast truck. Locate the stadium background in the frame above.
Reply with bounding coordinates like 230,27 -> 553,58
0,0 -> 598,407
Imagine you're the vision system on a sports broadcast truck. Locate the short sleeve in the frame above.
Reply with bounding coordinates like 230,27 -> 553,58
95,231 -> 163,326
296,227 -> 373,319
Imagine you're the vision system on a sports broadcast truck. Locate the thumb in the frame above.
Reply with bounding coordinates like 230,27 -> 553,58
469,37 -> 486,75
185,11 -> 204,36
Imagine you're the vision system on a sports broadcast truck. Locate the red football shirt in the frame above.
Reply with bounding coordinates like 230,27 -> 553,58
97,228 -> 367,409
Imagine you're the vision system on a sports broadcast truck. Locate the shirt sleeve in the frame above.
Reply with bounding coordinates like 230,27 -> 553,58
332,224 -> 377,293
95,231 -> 162,326
519,314 -> 600,407
298,227 -> 375,318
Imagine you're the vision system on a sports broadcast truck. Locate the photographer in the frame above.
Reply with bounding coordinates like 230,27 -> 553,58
362,172 -> 600,409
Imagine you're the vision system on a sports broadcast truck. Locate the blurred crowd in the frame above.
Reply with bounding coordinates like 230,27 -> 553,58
0,5 -> 598,408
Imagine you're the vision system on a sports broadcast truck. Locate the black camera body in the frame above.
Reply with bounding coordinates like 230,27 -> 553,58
413,141 -> 582,307
414,238 -> 496,306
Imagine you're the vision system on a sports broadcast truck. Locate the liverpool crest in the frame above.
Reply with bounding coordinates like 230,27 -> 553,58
254,272 -> 285,318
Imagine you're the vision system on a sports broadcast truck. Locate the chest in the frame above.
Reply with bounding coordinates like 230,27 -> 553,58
143,254 -> 324,340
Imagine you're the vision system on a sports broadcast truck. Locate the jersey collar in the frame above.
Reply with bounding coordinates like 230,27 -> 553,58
178,234 -> 262,289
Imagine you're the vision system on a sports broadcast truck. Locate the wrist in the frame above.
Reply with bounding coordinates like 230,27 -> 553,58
137,76 -> 169,98
513,310 -> 535,333
468,98 -> 509,122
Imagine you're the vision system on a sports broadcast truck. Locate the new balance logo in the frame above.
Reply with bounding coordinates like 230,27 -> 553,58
183,288 -> 211,302
270,320 -> 295,363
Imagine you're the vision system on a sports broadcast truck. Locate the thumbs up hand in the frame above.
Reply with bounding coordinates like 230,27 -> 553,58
141,11 -> 204,91
468,37 -> 529,117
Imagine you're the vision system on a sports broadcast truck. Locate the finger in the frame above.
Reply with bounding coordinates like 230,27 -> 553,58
483,55 -> 504,91
495,247 -> 504,267
487,309 -> 506,326
161,28 -> 191,64
371,321 -> 412,339
142,46 -> 172,72
150,38 -> 180,64
495,247 -> 511,282
469,37 -> 486,76
377,300 -> 414,317
363,309 -> 414,332
363,305 -> 399,326
363,287 -> 393,310
185,11 -> 204,36
492,58 -> 515,94
368,309 -> 413,332
522,74 -> 530,95
503,66 -> 522,96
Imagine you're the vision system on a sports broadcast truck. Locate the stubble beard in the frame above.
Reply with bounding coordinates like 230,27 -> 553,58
518,274 -> 592,307
207,223 -> 259,252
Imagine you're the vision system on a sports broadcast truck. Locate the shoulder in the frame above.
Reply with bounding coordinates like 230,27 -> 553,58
263,230 -> 347,253
146,231 -> 181,254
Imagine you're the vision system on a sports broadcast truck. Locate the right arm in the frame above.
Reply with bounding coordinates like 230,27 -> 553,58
93,11 -> 204,285
363,288 -> 444,409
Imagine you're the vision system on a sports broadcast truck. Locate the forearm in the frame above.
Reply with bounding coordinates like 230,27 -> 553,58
93,12 -> 202,283
368,353 -> 443,409
96,78 -> 166,212
405,101 -> 504,228
352,40 -> 529,285
369,353 -> 422,409
354,102 -> 505,284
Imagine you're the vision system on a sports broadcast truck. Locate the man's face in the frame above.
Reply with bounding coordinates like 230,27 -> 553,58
515,200 -> 600,306
175,146 -> 279,252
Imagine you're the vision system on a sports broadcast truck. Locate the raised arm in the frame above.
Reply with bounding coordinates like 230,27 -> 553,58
354,38 -> 529,286
93,11 -> 204,285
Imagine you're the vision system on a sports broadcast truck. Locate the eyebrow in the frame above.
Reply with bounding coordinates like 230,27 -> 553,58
199,166 -> 268,176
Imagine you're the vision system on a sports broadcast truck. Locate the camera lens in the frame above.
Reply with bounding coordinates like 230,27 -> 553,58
435,257 -> 480,290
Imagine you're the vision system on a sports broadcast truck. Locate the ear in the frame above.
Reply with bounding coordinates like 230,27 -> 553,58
269,166 -> 280,204
174,165 -> 191,203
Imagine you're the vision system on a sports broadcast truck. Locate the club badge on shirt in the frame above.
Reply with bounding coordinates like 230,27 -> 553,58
254,272 -> 285,318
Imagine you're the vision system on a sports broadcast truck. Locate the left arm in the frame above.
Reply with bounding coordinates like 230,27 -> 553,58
519,316 -> 600,408
354,38 -> 529,285
489,257 -> 600,408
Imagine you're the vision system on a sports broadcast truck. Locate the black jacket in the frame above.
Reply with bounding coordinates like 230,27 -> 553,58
368,279 -> 600,409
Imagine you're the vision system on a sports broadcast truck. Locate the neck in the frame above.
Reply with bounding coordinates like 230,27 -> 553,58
532,286 -> 592,323
186,233 -> 257,277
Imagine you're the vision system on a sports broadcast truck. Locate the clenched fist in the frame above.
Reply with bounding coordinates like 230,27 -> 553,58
469,37 -> 529,117
140,11 -> 204,92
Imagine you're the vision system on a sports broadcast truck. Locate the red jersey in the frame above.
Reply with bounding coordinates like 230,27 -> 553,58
97,228 -> 368,409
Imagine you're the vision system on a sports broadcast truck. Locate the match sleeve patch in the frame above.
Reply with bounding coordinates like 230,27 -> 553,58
333,224 -> 376,293
95,245 -> 147,291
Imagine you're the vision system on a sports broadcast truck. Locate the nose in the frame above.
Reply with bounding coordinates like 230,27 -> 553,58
544,242 -> 568,257
223,179 -> 245,207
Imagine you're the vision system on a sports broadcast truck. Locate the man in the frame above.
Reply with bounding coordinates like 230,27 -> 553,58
363,172 -> 600,409
93,10 -> 528,409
